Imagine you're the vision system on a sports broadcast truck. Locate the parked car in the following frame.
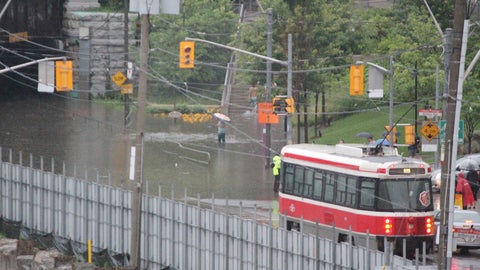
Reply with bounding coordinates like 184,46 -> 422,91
430,154 -> 480,192
434,209 -> 480,252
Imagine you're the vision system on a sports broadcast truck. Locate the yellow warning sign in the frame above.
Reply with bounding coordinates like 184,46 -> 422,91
420,120 -> 439,142
112,71 -> 127,87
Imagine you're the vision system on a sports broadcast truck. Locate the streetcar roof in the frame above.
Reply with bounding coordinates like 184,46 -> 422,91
281,144 -> 430,175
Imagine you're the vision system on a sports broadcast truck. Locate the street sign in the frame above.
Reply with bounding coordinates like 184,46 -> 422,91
440,120 -> 464,144
257,102 -> 279,124
418,109 -> 442,119
420,120 -> 439,142
112,71 -> 127,87
121,83 -> 133,95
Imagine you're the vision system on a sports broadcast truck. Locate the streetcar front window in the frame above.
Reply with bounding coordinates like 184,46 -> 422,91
377,178 -> 433,211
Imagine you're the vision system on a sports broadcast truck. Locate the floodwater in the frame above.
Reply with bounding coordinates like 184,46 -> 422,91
0,92 -> 285,201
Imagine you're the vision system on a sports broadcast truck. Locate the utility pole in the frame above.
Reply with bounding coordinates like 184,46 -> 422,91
413,61 -> 418,136
438,0 -> 466,268
130,12 -> 149,270
264,8 -> 273,165
123,0 -> 130,129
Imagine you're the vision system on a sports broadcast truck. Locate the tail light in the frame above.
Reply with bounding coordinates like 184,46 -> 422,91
425,217 -> 433,234
384,218 -> 393,234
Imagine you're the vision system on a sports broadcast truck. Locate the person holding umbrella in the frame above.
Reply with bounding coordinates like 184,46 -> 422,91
456,172 -> 475,209
214,113 -> 230,143
216,120 -> 226,143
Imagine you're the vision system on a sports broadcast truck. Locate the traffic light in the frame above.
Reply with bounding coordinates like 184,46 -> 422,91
384,126 -> 397,144
135,23 -> 141,46
179,41 -> 195,69
272,96 -> 287,114
349,64 -> 364,96
272,96 -> 295,114
405,125 -> 415,145
55,60 -> 73,92
285,97 -> 295,113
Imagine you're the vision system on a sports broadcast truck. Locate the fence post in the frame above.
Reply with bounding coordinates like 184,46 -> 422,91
269,216 -> 273,270
254,204 -> 258,270
415,248 -> 419,270
50,157 -> 55,233
29,153 -> 34,229
366,230 -> 370,270
315,219 -> 320,270
62,161 -> 66,237
300,216 -> 304,270
184,188 -> 188,270
225,197 -> 229,270
422,241 -> 426,265
40,156 -> 44,230
8,149 -> 13,219
332,223 -> 336,269
384,236 -> 389,266
19,151 -> 23,223
349,225 -> 353,269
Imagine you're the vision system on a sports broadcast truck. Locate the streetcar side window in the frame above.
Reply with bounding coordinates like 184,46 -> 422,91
335,175 -> 358,207
324,173 -> 335,202
312,170 -> 324,200
294,167 -> 304,195
359,179 -> 376,210
303,168 -> 314,197
345,176 -> 358,207
335,175 -> 347,204
283,164 -> 295,193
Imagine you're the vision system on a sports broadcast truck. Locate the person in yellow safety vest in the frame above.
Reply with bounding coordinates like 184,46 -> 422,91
272,154 -> 281,192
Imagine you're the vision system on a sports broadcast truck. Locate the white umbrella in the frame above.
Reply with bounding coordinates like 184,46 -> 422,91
214,113 -> 231,122
168,111 -> 182,119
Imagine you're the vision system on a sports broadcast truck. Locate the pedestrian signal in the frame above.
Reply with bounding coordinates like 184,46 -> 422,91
179,41 -> 195,69
349,64 -> 364,96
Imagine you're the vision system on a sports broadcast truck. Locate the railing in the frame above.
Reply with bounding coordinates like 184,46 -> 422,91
0,147 -> 434,269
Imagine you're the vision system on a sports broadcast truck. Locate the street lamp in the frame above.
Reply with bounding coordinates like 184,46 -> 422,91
356,56 -> 395,142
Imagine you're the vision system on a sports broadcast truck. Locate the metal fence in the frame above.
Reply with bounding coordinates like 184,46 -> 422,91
0,148 -> 435,269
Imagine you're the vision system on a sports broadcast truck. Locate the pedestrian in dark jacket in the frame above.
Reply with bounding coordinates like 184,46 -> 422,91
466,168 -> 479,202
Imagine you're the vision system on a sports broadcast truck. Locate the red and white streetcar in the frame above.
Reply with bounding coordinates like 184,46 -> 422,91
278,143 -> 435,255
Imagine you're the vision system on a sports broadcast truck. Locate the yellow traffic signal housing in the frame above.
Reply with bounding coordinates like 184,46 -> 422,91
55,60 -> 73,91
179,41 -> 195,68
285,97 -> 295,113
349,64 -> 364,96
405,125 -> 415,145
272,96 -> 295,114
384,126 -> 397,144
272,96 -> 286,114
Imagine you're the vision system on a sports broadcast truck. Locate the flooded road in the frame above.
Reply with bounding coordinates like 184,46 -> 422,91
0,92 -> 285,201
